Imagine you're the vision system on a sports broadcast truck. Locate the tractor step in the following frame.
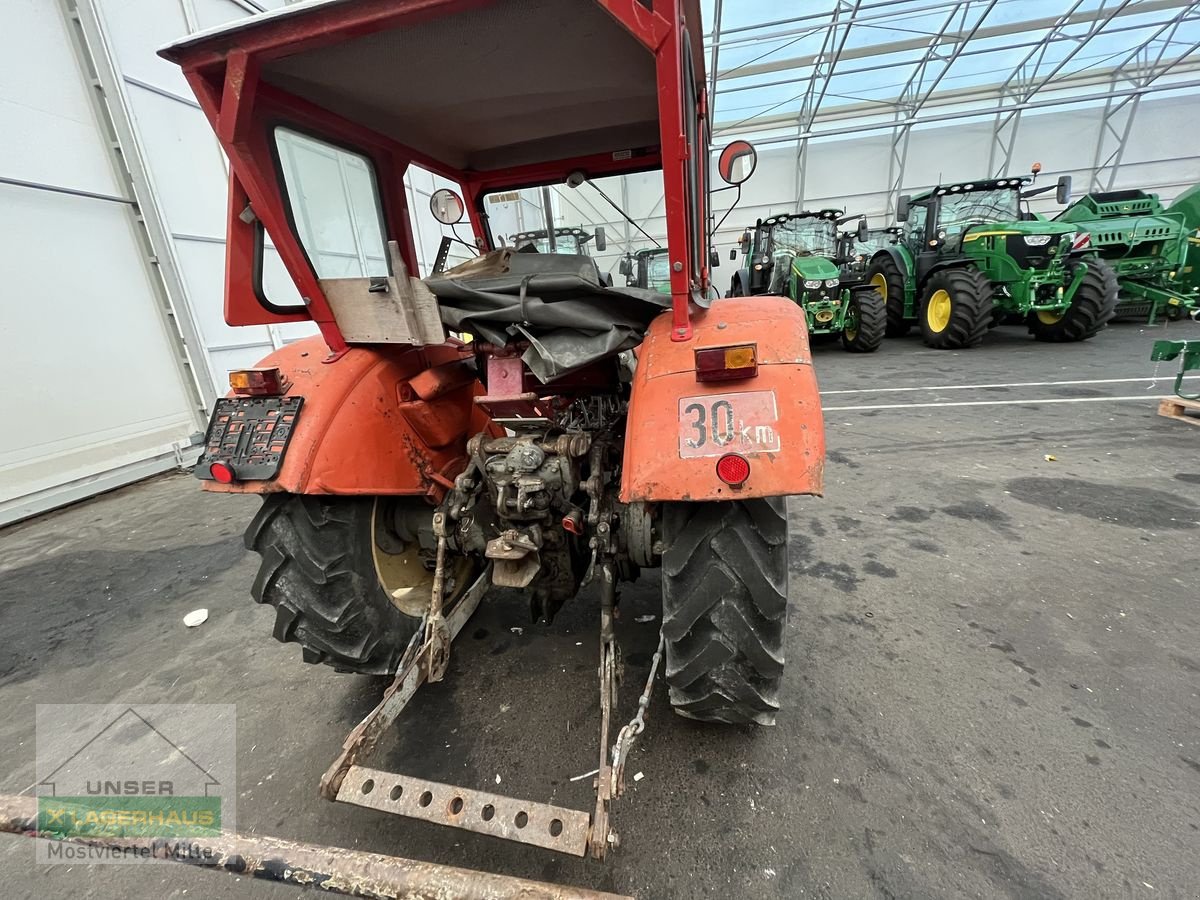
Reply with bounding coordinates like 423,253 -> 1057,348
1157,396 -> 1200,426
337,765 -> 592,855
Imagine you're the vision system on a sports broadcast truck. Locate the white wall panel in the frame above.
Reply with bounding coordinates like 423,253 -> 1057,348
0,0 -> 199,525
90,0 -> 318,393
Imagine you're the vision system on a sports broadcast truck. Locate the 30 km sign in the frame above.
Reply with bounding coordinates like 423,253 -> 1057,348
677,390 -> 781,459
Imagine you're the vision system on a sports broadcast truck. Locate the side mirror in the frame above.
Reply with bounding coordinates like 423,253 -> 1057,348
717,140 -> 758,185
1056,175 -> 1072,206
618,257 -> 632,277
896,195 -> 910,223
709,249 -> 720,268
594,226 -> 607,252
857,218 -> 869,243
729,248 -> 738,261
430,188 -> 465,225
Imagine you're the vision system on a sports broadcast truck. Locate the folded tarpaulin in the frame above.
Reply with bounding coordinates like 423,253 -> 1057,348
425,251 -> 670,383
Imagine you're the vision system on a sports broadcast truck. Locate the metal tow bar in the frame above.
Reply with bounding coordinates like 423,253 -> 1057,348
320,516 -> 665,859
0,795 -> 633,900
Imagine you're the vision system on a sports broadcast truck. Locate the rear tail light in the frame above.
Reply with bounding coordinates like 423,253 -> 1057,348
209,461 -> 236,484
716,453 -> 751,487
229,367 -> 287,396
695,344 -> 757,382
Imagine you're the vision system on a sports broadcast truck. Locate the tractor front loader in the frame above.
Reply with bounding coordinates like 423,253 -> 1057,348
161,0 -> 824,866
729,209 -> 886,352
866,170 -> 1119,348
1055,185 -> 1200,324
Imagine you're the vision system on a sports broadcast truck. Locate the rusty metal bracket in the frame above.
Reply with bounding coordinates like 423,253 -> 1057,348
320,532 -> 658,859
338,766 -> 591,856
318,563 -> 489,800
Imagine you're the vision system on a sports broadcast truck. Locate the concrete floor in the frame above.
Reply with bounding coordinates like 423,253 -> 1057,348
2,319 -> 1199,899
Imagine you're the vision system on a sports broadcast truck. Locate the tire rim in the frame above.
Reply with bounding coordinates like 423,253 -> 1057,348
926,289 -> 952,332
371,499 -> 475,617
871,272 -> 887,301
1036,308 -> 1066,324
844,301 -> 859,340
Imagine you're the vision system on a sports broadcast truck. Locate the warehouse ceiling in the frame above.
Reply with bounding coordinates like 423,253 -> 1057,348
703,0 -> 1200,149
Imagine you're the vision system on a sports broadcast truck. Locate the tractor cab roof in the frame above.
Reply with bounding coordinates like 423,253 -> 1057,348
759,209 -> 843,227
512,227 -> 594,243
160,0 -> 702,175
634,246 -> 669,258
909,176 -> 1033,204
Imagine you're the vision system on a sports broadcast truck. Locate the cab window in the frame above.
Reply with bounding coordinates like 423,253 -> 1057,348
274,128 -> 388,278
906,205 -> 929,250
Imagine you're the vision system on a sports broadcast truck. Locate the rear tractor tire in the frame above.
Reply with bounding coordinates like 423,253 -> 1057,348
1028,257 -> 1118,342
864,255 -> 910,337
661,499 -> 789,726
841,288 -> 887,353
244,493 -> 474,675
918,268 -> 993,350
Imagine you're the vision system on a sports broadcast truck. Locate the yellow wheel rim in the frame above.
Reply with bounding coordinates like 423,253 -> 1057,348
871,272 -> 888,301
926,289 -> 952,332
1036,309 -> 1065,325
372,500 -> 475,616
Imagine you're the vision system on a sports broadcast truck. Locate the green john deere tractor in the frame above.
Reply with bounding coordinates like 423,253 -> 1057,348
620,246 -> 672,293
729,209 -> 886,353
865,174 -> 1118,349
1055,184 -> 1200,324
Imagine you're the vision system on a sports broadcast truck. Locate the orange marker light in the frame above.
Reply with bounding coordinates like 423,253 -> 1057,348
229,367 -> 286,396
695,344 -> 757,382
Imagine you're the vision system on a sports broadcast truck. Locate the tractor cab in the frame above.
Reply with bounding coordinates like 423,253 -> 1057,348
620,246 -> 672,292
839,226 -> 901,281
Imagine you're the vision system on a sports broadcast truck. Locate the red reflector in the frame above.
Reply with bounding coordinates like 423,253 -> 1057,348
209,462 -> 236,484
716,453 -> 751,486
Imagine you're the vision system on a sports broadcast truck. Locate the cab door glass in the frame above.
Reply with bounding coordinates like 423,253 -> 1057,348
906,205 -> 928,251
275,128 -> 388,278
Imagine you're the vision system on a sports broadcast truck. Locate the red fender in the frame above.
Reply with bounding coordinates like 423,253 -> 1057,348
203,336 -> 495,499
620,296 -> 825,503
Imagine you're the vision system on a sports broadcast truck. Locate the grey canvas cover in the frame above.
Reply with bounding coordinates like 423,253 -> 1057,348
426,252 -> 669,383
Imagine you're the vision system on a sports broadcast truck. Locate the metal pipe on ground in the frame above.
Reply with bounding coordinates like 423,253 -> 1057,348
0,795 -> 633,900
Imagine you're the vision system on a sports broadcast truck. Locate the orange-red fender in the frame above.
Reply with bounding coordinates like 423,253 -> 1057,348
620,296 -> 825,502
202,336 -> 495,499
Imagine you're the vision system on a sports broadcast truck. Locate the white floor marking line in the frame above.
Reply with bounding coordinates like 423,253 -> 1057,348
822,394 -> 1171,412
819,375 -> 1200,396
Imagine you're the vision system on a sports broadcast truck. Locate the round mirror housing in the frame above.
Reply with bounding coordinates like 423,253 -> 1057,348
430,188 -> 465,225
717,140 -> 758,186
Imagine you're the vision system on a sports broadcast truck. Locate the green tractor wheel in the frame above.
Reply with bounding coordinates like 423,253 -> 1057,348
918,268 -> 993,350
864,256 -> 910,337
842,288 -> 887,353
1028,257 -> 1118,342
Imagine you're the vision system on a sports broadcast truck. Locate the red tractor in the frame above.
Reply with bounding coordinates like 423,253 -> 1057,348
164,0 -> 825,859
